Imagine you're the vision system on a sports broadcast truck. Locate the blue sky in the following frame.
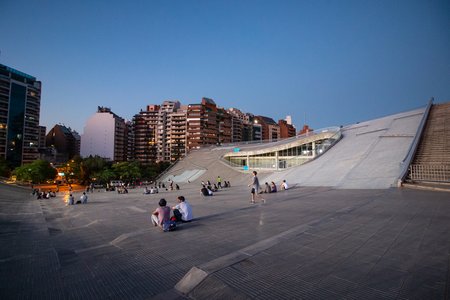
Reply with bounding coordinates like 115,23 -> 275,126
1,0 -> 449,133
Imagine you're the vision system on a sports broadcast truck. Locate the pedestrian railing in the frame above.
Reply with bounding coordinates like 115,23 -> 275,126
408,164 -> 450,182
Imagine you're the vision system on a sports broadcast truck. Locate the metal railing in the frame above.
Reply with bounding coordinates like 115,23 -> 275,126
408,164 -> 450,182
397,98 -> 434,185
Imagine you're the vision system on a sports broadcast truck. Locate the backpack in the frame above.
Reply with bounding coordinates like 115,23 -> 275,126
168,220 -> 177,231
163,220 -> 177,232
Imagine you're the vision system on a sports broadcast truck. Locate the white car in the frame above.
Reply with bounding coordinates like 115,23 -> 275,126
110,180 -> 123,187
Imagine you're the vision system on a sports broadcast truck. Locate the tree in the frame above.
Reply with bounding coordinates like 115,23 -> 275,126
112,161 -> 141,182
0,157 -> 11,178
13,160 -> 57,184
92,168 -> 115,184
80,156 -> 110,183
139,161 -> 171,181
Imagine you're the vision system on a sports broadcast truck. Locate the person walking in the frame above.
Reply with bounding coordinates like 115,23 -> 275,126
68,193 -> 74,205
248,171 -> 265,204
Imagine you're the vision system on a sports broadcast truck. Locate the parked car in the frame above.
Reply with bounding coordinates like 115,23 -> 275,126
110,180 -> 123,187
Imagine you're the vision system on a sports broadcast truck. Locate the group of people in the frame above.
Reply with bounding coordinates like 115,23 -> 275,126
143,181 -> 180,195
67,192 -> 88,205
151,196 -> 193,232
143,186 -> 159,194
249,171 -> 289,203
263,180 -> 289,193
33,189 -> 57,199
200,176 -> 231,196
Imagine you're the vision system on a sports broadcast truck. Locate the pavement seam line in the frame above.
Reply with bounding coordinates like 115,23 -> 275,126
173,196 -> 377,296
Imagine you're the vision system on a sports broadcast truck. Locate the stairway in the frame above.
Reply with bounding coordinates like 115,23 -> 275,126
408,102 -> 450,183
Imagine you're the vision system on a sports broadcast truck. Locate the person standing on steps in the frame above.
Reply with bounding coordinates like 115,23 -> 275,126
248,171 -> 265,204
217,176 -> 222,188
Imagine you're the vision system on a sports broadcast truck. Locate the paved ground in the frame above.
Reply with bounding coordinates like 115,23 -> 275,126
1,182 -> 449,299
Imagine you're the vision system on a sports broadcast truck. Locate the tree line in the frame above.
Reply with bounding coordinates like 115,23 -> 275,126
0,155 -> 171,185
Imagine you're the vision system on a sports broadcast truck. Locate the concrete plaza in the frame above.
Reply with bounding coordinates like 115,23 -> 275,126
0,182 -> 449,299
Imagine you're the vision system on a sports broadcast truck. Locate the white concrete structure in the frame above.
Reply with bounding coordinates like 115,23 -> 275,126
81,107 -> 125,161
161,106 -> 428,189
264,107 -> 426,189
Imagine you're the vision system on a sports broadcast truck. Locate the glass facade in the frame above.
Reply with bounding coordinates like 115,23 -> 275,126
0,64 -> 41,167
223,129 -> 342,170
7,83 -> 26,167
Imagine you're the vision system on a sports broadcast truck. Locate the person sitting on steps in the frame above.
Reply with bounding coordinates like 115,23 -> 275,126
172,196 -> 193,223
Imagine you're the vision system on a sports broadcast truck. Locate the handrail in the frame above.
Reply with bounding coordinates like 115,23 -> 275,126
397,98 -> 434,186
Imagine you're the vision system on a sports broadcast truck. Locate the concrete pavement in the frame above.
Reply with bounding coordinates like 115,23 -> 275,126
1,182 -> 449,299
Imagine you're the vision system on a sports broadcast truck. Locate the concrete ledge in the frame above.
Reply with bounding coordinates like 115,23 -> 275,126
402,183 -> 450,193
175,266 -> 209,295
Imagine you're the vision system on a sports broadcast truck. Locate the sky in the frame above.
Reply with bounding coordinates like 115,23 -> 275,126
1,0 -> 449,134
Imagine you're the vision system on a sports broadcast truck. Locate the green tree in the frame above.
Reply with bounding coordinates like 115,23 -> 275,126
139,161 -> 171,181
0,157 -> 11,178
92,168 -> 115,184
13,160 -> 57,184
112,161 -> 141,182
80,156 -> 110,183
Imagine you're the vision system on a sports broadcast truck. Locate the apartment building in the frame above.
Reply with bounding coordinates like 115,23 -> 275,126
217,107 -> 232,145
133,105 -> 160,164
0,64 -> 41,167
278,118 -> 296,138
132,101 -> 187,164
157,101 -> 181,162
46,124 -> 81,162
169,106 -> 187,162
80,107 -> 127,161
254,115 -> 280,141
186,98 -> 218,150
228,108 -> 246,143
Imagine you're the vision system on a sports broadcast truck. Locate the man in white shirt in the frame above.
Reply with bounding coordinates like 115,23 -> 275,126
172,196 -> 193,222
78,192 -> 88,204
281,180 -> 289,190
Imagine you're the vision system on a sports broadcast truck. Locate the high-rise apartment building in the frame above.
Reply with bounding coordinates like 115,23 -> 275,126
169,106 -> 187,161
157,101 -> 181,162
227,109 -> 266,142
125,121 -> 134,161
132,101 -> 187,164
0,64 -> 41,167
186,98 -> 219,150
80,107 -> 127,161
132,104 -> 160,164
278,119 -> 296,138
38,126 -> 47,148
217,107 -> 232,145
228,108 -> 245,143
254,116 -> 280,141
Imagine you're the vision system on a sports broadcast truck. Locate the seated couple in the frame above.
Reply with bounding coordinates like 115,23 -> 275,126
151,196 -> 193,232
200,185 -> 213,196
144,186 -> 158,194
